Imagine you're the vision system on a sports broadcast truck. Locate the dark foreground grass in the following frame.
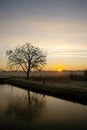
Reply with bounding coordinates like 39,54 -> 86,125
2,77 -> 87,105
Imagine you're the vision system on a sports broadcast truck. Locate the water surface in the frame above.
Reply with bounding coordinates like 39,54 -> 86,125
0,84 -> 87,130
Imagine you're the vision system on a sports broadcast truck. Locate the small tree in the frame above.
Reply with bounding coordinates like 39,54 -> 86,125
84,70 -> 87,76
6,43 -> 47,79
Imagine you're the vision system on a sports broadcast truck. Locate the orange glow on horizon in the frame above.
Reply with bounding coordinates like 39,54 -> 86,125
45,64 -> 66,71
0,62 -> 87,71
58,68 -> 62,72
45,64 -> 87,71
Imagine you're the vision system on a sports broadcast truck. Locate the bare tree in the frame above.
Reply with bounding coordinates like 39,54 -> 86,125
6,43 -> 47,79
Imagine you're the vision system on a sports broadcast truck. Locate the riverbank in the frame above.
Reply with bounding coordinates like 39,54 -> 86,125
1,77 -> 87,105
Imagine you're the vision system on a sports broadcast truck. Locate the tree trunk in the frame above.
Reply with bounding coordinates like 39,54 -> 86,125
27,64 -> 30,80
26,62 -> 31,80
27,90 -> 31,103
27,71 -> 30,80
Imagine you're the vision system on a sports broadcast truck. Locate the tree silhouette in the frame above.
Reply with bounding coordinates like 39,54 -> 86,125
6,43 -> 47,79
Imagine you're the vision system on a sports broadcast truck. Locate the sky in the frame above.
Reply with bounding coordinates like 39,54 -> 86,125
0,0 -> 87,70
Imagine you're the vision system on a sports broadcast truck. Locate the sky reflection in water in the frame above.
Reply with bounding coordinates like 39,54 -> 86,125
0,84 -> 87,130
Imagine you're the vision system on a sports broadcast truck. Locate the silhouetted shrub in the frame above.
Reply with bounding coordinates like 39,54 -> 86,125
70,73 -> 77,80
84,70 -> 87,76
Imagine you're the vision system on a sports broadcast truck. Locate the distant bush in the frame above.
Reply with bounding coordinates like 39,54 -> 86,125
84,70 -> 87,76
70,73 -> 77,80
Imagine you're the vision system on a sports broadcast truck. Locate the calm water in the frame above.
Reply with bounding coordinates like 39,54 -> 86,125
0,84 -> 87,130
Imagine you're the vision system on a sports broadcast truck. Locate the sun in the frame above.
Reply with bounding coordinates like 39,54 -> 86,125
58,68 -> 62,72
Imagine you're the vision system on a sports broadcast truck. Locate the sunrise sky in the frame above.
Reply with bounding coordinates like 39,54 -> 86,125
0,0 -> 87,70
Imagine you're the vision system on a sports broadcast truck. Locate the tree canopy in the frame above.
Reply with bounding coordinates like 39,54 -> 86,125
6,43 -> 47,79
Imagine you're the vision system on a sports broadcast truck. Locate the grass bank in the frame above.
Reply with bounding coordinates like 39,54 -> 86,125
3,77 -> 87,105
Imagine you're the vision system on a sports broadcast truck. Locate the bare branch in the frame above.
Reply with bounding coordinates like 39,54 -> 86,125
6,43 -> 47,79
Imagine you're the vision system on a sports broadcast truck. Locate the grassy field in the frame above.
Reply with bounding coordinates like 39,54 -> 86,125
0,70 -> 84,78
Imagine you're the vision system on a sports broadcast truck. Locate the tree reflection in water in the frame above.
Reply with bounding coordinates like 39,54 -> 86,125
5,90 -> 46,122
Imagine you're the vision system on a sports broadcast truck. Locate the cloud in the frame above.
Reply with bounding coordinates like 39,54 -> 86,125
48,49 -> 87,57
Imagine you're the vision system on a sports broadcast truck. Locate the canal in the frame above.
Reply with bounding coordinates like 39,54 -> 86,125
0,84 -> 87,130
